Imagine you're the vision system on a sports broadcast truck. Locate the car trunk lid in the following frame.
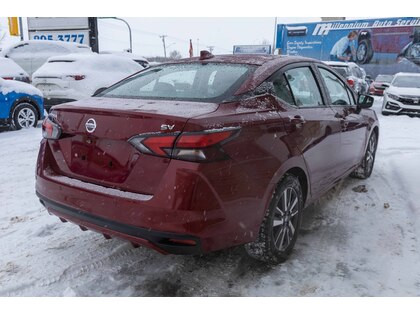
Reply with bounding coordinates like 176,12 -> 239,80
48,97 -> 219,195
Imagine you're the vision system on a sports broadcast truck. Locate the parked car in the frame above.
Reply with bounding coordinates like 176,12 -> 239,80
369,74 -> 394,96
382,72 -> 420,116
0,40 -> 92,77
324,61 -> 369,95
0,77 -> 44,129
0,57 -> 31,83
36,53 -> 378,263
100,51 -> 149,68
32,53 -> 143,112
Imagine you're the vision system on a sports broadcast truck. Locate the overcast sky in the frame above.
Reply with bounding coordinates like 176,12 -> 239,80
0,16 -> 390,57
0,0 -> 408,59
97,17 -> 322,57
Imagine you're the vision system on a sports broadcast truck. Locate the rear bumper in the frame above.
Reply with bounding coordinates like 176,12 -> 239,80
35,139 -> 265,254
37,192 -> 202,255
369,88 -> 384,96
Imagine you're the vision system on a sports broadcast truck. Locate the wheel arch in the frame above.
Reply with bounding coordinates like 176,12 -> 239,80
285,167 -> 309,207
265,156 -> 311,212
372,125 -> 379,139
10,96 -> 42,121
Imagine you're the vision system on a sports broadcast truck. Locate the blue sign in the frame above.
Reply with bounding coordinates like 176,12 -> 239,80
276,17 -> 420,77
233,45 -> 272,55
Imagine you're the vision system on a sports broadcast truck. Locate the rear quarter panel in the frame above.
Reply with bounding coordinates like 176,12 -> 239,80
183,95 -> 309,243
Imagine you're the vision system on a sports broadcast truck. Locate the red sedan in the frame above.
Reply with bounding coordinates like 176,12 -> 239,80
369,74 -> 394,96
36,52 -> 379,263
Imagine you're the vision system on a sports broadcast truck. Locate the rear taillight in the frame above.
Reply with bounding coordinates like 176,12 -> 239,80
347,79 -> 355,87
3,77 -> 13,80
128,128 -> 240,162
42,115 -> 62,140
67,75 -> 86,81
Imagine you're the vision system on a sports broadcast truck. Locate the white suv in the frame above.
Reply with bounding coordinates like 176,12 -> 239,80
32,53 -> 143,112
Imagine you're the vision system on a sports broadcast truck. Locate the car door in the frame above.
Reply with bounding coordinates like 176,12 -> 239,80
269,64 -> 343,198
316,65 -> 368,175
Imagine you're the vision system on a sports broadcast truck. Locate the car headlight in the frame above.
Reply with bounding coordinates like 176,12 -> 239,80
387,93 -> 400,101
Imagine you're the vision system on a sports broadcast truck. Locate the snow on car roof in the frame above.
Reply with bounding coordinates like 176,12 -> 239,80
33,53 -> 143,77
0,77 -> 42,97
163,54 -> 318,95
0,57 -> 29,77
394,72 -> 420,77
324,61 -> 358,67
45,53 -> 142,69
100,51 -> 148,63
0,40 -> 91,56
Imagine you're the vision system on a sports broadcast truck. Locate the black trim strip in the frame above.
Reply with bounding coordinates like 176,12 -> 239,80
36,192 -> 202,255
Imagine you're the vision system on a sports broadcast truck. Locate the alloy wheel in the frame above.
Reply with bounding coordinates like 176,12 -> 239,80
17,108 -> 36,128
272,187 -> 299,251
365,134 -> 377,174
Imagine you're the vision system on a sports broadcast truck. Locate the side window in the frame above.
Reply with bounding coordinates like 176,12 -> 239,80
346,87 -> 356,105
271,72 -> 295,105
319,68 -> 352,106
284,67 -> 323,107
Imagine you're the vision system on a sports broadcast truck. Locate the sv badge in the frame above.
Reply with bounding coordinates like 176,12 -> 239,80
161,124 -> 175,131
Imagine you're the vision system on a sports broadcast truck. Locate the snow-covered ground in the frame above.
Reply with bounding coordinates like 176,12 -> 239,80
0,97 -> 419,296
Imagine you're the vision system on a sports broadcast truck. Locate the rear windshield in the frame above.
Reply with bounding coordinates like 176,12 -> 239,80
98,63 -> 255,102
392,75 -> 420,88
331,66 -> 349,78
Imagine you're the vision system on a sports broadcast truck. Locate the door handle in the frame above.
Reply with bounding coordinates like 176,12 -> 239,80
288,115 -> 306,127
340,118 -> 349,130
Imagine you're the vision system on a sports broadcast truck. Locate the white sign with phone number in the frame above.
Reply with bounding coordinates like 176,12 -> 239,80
29,30 -> 90,45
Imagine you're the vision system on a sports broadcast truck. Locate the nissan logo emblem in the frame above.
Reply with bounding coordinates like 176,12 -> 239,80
85,118 -> 97,133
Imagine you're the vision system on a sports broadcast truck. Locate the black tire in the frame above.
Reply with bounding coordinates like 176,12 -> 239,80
356,39 -> 373,64
245,174 -> 303,264
351,132 -> 378,179
12,103 -> 38,130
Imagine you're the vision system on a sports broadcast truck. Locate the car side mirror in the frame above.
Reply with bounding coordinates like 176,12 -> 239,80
382,82 -> 390,88
254,82 -> 276,96
357,94 -> 374,109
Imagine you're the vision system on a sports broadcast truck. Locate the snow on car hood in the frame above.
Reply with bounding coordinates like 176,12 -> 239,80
387,86 -> 420,97
0,77 -> 42,97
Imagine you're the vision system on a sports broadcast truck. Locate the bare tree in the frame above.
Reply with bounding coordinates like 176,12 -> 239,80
169,50 -> 182,60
